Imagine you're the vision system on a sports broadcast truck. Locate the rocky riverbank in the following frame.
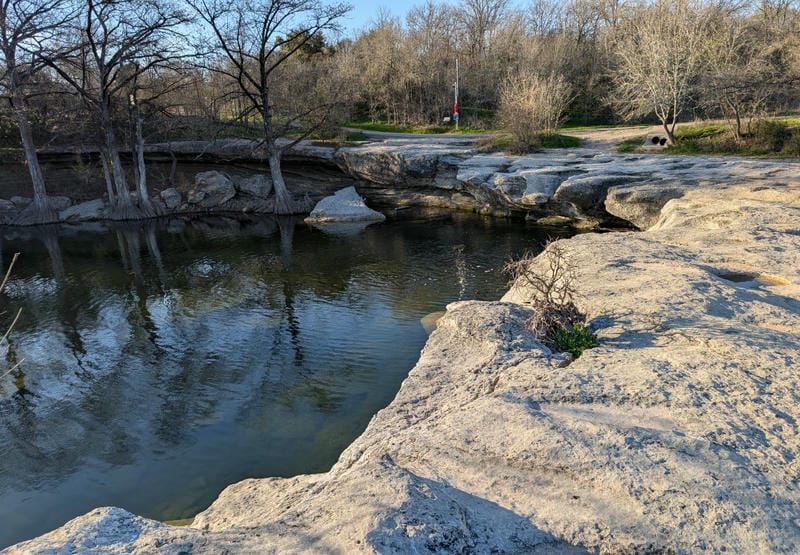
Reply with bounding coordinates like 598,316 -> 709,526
5,142 -> 800,553
7,137 -> 800,230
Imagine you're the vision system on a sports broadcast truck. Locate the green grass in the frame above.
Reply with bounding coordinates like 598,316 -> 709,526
616,136 -> 647,153
540,133 -> 582,148
476,134 -> 514,152
666,121 -> 800,157
345,120 -> 492,135
553,323 -> 597,358
344,130 -> 369,141
477,132 -> 581,153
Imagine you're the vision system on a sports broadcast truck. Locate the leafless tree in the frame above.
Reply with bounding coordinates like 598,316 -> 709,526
701,8 -> 777,138
612,0 -> 713,144
455,0 -> 511,57
49,0 -> 187,220
189,0 -> 350,215
0,0 -> 74,225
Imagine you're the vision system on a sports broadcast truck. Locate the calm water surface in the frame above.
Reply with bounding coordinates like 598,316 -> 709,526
0,214 -> 565,547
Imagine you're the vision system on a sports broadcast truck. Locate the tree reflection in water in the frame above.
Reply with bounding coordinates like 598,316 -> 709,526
0,213 -> 567,548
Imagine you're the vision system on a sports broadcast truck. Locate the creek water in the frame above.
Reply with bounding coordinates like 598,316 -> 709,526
0,213 -> 568,547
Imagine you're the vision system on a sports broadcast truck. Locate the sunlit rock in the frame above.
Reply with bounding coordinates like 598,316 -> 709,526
305,186 -> 385,224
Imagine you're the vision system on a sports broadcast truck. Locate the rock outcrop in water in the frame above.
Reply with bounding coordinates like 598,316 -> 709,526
8,159 -> 800,552
304,186 -> 385,224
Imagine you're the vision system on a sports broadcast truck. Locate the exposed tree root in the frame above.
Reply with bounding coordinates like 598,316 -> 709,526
12,201 -> 60,226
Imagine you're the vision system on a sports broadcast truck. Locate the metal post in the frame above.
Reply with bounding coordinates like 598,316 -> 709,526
454,58 -> 459,130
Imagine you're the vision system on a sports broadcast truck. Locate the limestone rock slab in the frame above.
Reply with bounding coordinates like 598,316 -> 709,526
605,181 -> 691,230
305,186 -> 386,223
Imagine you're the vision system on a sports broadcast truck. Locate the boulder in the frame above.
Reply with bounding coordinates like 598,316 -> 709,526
235,174 -> 273,199
520,172 -> 562,205
190,171 -> 236,208
456,165 -> 497,186
187,190 -> 205,204
553,174 -> 640,217
305,186 -> 385,223
605,181 -> 691,230
59,199 -> 105,222
160,188 -> 182,210
492,173 -> 527,197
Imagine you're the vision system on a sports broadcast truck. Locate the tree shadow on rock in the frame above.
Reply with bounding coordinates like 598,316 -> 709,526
366,455 -> 588,554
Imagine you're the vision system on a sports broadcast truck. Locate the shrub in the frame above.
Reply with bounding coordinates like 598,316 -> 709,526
553,323 -> 598,357
504,240 -> 596,358
752,120 -> 789,151
1,252 -> 22,380
497,72 -> 572,148
780,130 -> 800,156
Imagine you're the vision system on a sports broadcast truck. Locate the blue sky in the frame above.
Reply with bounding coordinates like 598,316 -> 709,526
337,0 -> 526,38
340,0 -> 419,35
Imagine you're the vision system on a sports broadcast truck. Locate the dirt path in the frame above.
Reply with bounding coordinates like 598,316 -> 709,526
563,125 -> 662,151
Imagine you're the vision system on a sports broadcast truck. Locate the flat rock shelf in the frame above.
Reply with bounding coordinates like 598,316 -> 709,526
6,147 -> 800,553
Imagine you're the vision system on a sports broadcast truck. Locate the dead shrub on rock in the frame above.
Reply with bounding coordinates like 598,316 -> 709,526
504,240 -> 596,357
1,253 -> 23,379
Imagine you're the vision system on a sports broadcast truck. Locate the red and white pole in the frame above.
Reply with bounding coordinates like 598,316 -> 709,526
454,58 -> 459,130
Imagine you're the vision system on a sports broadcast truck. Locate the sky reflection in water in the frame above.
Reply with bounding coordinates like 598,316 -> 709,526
0,214 -> 561,548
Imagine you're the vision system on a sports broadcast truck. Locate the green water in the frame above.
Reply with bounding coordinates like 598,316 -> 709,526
0,213 -> 566,548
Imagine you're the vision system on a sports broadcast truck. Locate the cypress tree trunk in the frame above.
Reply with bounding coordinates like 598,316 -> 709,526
269,147 -> 294,215
102,108 -> 140,221
131,93 -> 156,217
11,92 -> 58,225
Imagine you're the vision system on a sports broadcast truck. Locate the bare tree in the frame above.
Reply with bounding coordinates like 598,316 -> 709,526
189,0 -> 350,215
455,0 -> 511,57
498,71 -> 572,146
701,8 -> 777,139
50,0 -> 187,219
612,0 -> 713,144
0,0 -> 74,225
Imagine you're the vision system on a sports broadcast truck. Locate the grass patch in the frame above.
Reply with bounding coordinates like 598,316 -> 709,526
540,133 -> 581,148
666,120 -> 800,157
612,119 -> 800,157
478,132 -> 580,153
616,136 -> 647,153
476,134 -> 515,153
344,130 -> 369,142
553,323 -> 598,358
345,120 -> 492,135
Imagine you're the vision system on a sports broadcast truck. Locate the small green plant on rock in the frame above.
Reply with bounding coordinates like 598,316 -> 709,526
504,240 -> 597,358
552,323 -> 597,357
